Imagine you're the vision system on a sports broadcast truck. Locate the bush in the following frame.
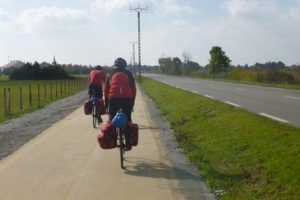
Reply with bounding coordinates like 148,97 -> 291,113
228,68 -> 297,84
293,65 -> 300,83
9,62 -> 70,80
189,71 -> 209,78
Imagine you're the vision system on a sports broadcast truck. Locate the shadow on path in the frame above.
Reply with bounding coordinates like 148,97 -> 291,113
124,156 -> 200,181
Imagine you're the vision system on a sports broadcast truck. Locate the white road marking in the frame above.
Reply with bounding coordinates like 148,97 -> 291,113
286,96 -> 300,100
192,91 -> 198,94
204,95 -> 214,99
234,88 -> 245,91
259,113 -> 289,123
225,101 -> 241,107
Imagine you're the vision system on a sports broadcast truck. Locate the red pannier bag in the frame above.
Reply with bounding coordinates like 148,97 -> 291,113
84,100 -> 92,115
98,121 -> 117,149
125,122 -> 139,147
97,99 -> 107,115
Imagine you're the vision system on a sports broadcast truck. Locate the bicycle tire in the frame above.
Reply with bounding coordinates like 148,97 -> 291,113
92,104 -> 97,128
118,128 -> 125,169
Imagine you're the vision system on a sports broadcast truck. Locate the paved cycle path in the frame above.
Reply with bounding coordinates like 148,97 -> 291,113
0,85 -> 215,200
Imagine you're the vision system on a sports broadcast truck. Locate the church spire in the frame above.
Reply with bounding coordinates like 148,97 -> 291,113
52,56 -> 57,65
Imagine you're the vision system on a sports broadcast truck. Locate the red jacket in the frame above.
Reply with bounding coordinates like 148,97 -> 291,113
104,68 -> 136,99
89,70 -> 106,87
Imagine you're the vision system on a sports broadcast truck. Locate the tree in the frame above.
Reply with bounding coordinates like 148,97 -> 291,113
173,57 -> 182,75
10,62 -> 70,80
182,51 -> 192,75
208,46 -> 231,78
186,61 -> 201,72
158,57 -> 174,74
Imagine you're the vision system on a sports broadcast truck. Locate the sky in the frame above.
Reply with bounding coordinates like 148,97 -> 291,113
0,0 -> 300,67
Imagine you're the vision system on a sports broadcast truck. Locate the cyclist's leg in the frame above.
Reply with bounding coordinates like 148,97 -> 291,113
121,98 -> 133,122
108,98 -> 118,121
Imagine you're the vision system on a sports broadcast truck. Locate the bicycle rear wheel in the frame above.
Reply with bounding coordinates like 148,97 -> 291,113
118,129 -> 125,169
92,104 -> 97,128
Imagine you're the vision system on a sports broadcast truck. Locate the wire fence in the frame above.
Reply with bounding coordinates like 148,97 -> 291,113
1,79 -> 87,120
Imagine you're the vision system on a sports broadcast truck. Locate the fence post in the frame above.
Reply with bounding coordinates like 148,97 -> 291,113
37,84 -> 40,106
56,81 -> 58,98
4,88 -> 7,115
29,85 -> 32,107
64,81 -> 66,95
7,88 -> 11,113
73,80 -> 75,93
60,81 -> 63,97
50,82 -> 53,101
44,82 -> 47,102
66,81 -> 68,94
20,87 -> 23,110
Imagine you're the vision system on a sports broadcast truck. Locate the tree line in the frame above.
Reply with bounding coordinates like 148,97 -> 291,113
7,62 -> 71,80
156,46 -> 300,84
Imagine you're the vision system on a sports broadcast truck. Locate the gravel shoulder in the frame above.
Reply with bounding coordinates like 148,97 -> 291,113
0,91 -> 88,160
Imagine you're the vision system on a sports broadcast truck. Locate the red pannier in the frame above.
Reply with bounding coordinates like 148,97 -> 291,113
84,100 -> 92,115
125,122 -> 139,147
98,121 -> 117,149
97,99 -> 107,115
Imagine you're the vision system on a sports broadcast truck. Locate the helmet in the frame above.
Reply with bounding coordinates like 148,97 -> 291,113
114,58 -> 127,68
94,65 -> 102,70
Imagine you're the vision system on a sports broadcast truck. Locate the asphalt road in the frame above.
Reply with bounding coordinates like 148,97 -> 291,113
0,85 -> 215,200
143,74 -> 300,128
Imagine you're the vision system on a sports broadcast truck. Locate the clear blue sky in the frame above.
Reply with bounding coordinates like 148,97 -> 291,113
1,0 -> 300,67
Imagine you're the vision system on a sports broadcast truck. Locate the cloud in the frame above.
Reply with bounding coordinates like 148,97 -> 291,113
223,0 -> 279,19
90,0 -> 147,13
0,9 -> 14,32
171,19 -> 187,26
283,7 -> 300,25
90,0 -> 130,13
90,0 -> 196,16
160,0 -> 196,16
17,7 -> 91,33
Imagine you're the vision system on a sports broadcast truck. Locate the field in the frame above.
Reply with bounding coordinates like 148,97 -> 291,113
0,78 -> 87,122
141,77 -> 300,199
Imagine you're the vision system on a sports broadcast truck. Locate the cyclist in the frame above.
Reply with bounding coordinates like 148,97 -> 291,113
104,58 -> 136,122
88,65 -> 106,99
88,65 -> 106,123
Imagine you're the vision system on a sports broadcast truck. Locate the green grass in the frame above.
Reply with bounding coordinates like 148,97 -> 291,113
70,74 -> 89,78
0,79 -> 87,122
141,77 -> 300,200
0,75 -> 9,81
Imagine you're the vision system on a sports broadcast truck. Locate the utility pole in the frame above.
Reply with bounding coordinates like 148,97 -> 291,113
130,41 -> 137,77
130,5 -> 148,82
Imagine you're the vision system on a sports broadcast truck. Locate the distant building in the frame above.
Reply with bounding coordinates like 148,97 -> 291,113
0,60 -> 25,72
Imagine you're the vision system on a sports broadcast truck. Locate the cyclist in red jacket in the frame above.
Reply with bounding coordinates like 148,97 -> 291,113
104,58 -> 136,122
88,65 -> 106,99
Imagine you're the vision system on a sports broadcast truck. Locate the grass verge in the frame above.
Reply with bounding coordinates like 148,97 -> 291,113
141,77 -> 300,200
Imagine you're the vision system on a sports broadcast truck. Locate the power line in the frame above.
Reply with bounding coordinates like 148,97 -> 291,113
130,5 -> 148,82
